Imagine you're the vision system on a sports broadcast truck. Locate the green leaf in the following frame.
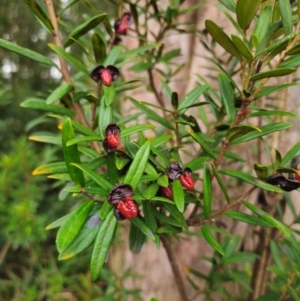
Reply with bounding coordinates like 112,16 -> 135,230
130,217 -> 156,241
150,134 -> 173,148
66,135 -> 101,146
278,0 -> 293,36
231,35 -> 253,60
142,183 -> 159,200
104,46 -> 122,65
211,164 -> 230,204
62,118 -> 85,187
218,0 -> 236,13
226,125 -> 260,142
152,209 -> 184,227
46,213 -> 72,230
185,157 -> 210,171
29,133 -> 61,145
124,140 -> 151,190
25,0 -> 54,33
254,163 -> 268,181
236,0 -> 263,31
188,129 -> 217,160
256,83 -> 298,98
224,211 -> 273,227
251,5 -> 272,48
71,163 -> 112,192
249,110 -> 298,119
59,213 -> 101,260
178,84 -> 209,112
129,221 -> 146,253
99,201 -> 113,220
103,84 -> 115,106
64,13 -> 107,47
164,203 -> 187,228
157,225 -> 181,234
218,74 -> 236,122
129,97 -> 175,130
243,201 -> 290,236
120,124 -> 155,138
161,80 -> 173,101
172,179 -> 185,213
282,142 -> 300,166
91,209 -> 117,280
201,225 -> 224,255
46,83 -> 74,104
157,175 -> 169,187
203,164 -> 212,218
32,162 -> 68,175
205,20 -> 241,59
56,201 -> 94,253
230,122 -> 292,144
219,169 -> 283,192
118,44 -> 159,62
92,33 -> 107,64
21,99 -> 74,116
142,201 -> 158,233
250,68 -> 296,81
98,97 -> 112,139
0,38 -> 56,67
270,240 -> 284,270
48,43 -> 90,75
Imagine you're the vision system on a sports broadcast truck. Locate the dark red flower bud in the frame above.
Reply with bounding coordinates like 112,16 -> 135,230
108,184 -> 133,206
117,196 -> 138,219
167,161 -> 183,180
180,168 -> 194,190
161,184 -> 173,200
266,173 -> 300,192
114,207 -> 126,221
103,123 -> 121,153
241,108 -> 250,116
114,12 -> 133,35
90,65 -> 119,86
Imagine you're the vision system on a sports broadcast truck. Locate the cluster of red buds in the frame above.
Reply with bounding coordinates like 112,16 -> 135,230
90,65 -> 119,86
103,123 -> 121,153
108,184 -> 138,220
161,162 -> 195,200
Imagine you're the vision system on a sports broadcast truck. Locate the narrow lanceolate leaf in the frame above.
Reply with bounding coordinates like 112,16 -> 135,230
282,142 -> 300,166
25,0 -> 54,33
236,0 -> 263,31
243,201 -> 291,236
211,164 -> 230,204
64,13 -> 107,47
71,163 -> 112,192
203,164 -> 212,218
124,141 -> 151,190
219,169 -> 283,192
226,125 -> 260,142
164,203 -> 187,229
91,209 -> 117,281
62,118 -> 85,187
48,43 -> 90,75
172,179 -> 185,213
59,213 -> 101,260
104,46 -> 122,65
201,225 -> 224,255
178,84 -> 209,112
92,33 -> 107,64
98,97 -> 112,139
218,74 -> 236,122
103,85 -> 115,106
205,20 -> 241,59
0,38 -> 56,66
46,213 -> 72,230
250,68 -> 296,81
231,35 -> 253,60
224,211 -> 273,227
46,83 -> 74,104
120,124 -> 155,138
188,129 -> 217,160
129,97 -> 175,130
256,83 -> 298,99
66,135 -> 102,146
129,221 -> 146,253
32,162 -> 68,175
278,0 -> 293,36
21,99 -> 74,116
130,217 -> 156,241
230,122 -> 292,145
56,201 -> 94,253
218,0 -> 236,13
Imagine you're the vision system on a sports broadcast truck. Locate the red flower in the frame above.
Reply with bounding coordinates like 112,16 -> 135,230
90,65 -> 119,86
114,12 -> 133,35
103,124 -> 121,153
179,168 -> 194,190
117,196 -> 138,219
161,184 -> 173,200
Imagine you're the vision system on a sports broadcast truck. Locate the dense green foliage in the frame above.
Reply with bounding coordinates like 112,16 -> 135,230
2,0 -> 300,300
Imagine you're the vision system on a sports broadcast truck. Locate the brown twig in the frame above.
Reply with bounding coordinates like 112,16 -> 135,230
44,0 -> 101,154
188,187 -> 257,226
161,234 -> 189,301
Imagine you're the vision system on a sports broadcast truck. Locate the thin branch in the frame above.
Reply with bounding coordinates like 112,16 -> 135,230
0,240 -> 11,265
161,235 -> 189,301
188,187 -> 257,226
44,0 -> 101,154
